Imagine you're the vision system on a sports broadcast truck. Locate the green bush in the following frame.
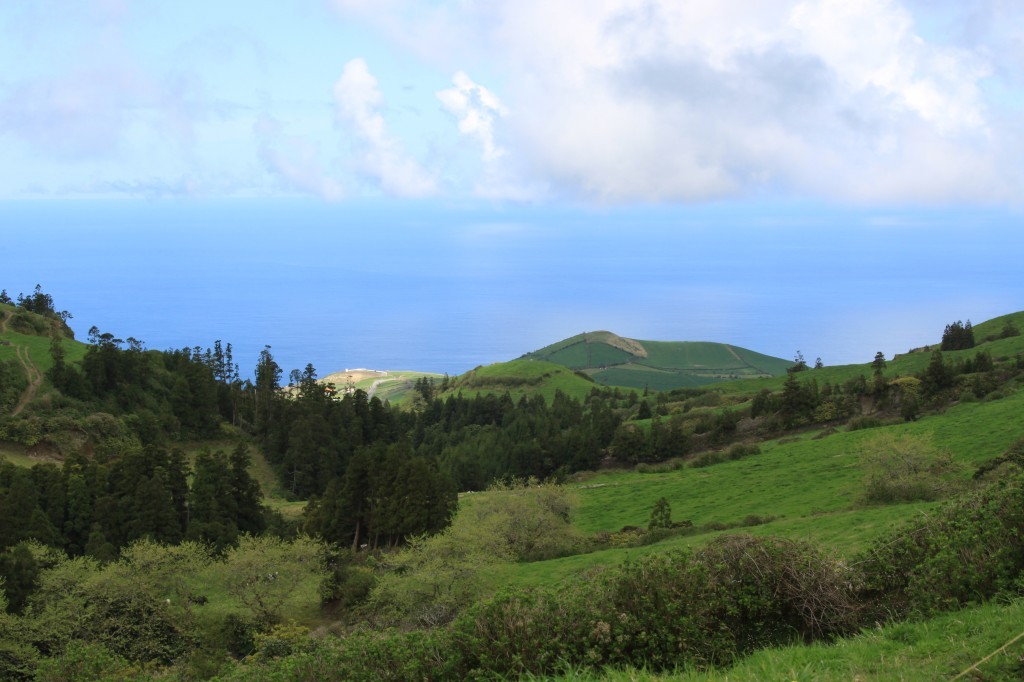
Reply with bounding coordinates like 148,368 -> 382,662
858,471 -> 1024,618
33,641 -> 137,682
847,416 -> 883,431
860,433 -> 961,504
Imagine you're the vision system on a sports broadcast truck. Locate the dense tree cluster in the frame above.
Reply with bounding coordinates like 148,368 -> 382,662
0,443 -> 266,609
1,285 -> 74,339
940,319 -> 974,351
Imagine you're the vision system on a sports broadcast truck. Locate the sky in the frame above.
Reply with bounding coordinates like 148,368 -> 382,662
2,0 -> 1023,204
1,1 -> 1023,376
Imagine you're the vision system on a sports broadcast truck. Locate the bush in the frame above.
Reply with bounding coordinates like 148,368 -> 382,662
860,433 -> 960,504
447,535 -> 859,677
364,480 -> 583,628
33,641 -> 136,682
858,472 -> 1024,618
847,416 -> 883,431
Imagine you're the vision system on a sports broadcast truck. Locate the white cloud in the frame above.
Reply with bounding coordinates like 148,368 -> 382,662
437,71 -> 507,162
333,58 -> 436,198
329,0 -> 1023,204
254,116 -> 345,201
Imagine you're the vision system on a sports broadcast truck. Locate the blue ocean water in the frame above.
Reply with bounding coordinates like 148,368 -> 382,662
1,199 -> 1022,380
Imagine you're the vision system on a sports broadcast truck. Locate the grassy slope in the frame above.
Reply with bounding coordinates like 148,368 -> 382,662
0,308 -> 89,376
525,331 -> 793,391
448,359 -> 598,403
487,382 -> 1024,591
1,305 -> 90,461
716,311 -> 1024,397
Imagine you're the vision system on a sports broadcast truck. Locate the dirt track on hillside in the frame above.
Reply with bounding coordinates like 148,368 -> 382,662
12,345 -> 42,416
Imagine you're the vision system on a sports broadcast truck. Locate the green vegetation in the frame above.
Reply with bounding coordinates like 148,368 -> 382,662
447,358 -> 597,402
3,288 -> 1024,680
522,331 -> 793,390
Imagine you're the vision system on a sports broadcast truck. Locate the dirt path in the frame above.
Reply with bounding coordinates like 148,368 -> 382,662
0,310 -> 10,333
367,377 -> 398,399
12,345 -> 42,416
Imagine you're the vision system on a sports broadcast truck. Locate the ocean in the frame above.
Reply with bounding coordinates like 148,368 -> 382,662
2,199 -> 1022,380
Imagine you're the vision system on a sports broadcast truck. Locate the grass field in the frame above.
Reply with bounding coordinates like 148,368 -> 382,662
0,325 -> 88,376
522,331 -> 793,391
448,359 -> 598,403
716,311 -> 1024,397
473,383 -> 1024,595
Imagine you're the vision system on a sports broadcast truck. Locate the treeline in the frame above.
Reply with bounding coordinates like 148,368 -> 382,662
44,333 -> 244,441
0,443 -> 265,612
259,364 -> 633,550
0,284 -> 74,339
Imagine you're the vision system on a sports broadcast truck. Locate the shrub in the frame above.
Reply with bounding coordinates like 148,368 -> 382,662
847,416 -> 882,431
858,471 -> 1024,618
647,498 -> 672,530
447,535 -> 859,677
860,433 -> 961,504
364,480 -> 583,628
33,641 -> 136,682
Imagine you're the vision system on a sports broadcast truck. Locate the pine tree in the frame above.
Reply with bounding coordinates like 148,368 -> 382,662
648,497 -> 672,530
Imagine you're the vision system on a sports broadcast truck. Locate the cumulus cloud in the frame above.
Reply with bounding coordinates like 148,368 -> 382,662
329,0 -> 1024,204
255,116 -> 345,201
333,58 -> 436,197
437,72 -> 508,162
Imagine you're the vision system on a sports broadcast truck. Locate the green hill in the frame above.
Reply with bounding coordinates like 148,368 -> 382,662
521,331 -> 793,390
446,358 -> 597,402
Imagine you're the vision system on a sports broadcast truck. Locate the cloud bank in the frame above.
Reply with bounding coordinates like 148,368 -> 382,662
1,1 -> 1022,204
332,0 -> 1024,204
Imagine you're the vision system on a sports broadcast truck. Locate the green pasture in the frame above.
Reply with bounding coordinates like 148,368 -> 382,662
573,388 -> 1023,535
592,366 -> 718,390
484,386 -> 1024,595
0,327 -> 88,376
546,341 -> 633,370
452,359 -> 597,402
716,313 -> 1024,397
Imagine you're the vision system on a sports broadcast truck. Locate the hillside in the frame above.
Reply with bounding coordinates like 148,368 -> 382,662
714,310 -> 1024,397
3,296 -> 1024,681
0,301 -> 88,423
318,368 -> 445,405
444,358 -> 597,402
521,331 -> 793,390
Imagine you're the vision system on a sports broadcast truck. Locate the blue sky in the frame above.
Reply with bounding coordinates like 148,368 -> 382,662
2,0 -> 1023,204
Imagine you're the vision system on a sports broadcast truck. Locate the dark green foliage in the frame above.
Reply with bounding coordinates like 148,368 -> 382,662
0,359 -> 28,413
920,350 -> 955,397
872,351 -> 886,374
0,444 -> 262,561
788,350 -> 808,373
220,614 -> 257,659
940,319 -> 975,351
187,446 -> 266,551
858,472 -> 1024,618
779,372 -> 817,428
0,544 -> 39,613
648,497 -> 672,530
690,441 -> 761,468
